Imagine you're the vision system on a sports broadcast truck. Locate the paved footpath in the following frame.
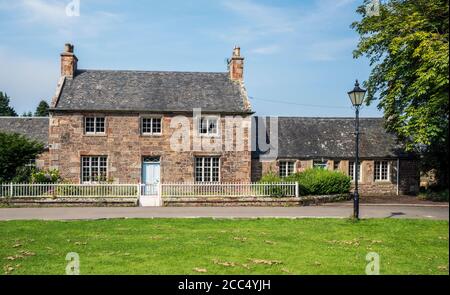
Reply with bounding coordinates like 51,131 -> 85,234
0,203 -> 448,221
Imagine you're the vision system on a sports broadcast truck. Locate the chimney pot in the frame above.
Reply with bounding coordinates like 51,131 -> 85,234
60,43 -> 78,78
228,46 -> 244,81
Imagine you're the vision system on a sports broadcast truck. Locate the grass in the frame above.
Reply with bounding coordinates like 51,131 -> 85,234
0,218 -> 448,275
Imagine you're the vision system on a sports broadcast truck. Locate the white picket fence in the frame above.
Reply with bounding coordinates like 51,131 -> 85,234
0,183 -> 138,198
161,182 -> 298,198
0,182 -> 299,199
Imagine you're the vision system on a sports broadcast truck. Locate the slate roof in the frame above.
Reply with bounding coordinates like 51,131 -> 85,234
53,70 -> 251,113
0,117 -> 49,146
255,117 -> 408,159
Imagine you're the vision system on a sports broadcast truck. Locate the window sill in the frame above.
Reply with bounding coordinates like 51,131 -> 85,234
141,133 -> 163,137
84,133 -> 107,137
374,180 -> 391,183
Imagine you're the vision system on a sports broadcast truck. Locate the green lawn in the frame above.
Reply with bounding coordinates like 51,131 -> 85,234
0,218 -> 448,275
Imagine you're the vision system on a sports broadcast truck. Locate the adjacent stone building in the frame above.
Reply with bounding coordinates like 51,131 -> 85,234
251,117 -> 419,195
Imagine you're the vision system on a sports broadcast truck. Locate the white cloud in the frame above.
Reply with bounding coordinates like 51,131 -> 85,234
4,0 -> 122,39
220,0 -> 296,42
250,45 -> 280,55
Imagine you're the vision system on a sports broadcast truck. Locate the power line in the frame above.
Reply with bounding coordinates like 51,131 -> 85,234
248,96 -> 351,109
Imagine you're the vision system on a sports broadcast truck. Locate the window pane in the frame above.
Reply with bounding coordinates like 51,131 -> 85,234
85,117 -> 95,133
287,162 -> 294,175
199,118 -> 208,134
142,118 -> 152,134
212,158 -> 220,182
208,118 -> 218,134
152,118 -> 162,133
334,161 -> 340,170
195,158 -> 203,182
96,117 -> 105,133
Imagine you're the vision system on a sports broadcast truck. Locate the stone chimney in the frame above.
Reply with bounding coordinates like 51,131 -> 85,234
228,46 -> 244,81
60,43 -> 78,78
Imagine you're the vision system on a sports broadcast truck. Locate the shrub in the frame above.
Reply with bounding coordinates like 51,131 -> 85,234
31,168 -> 61,183
419,188 -> 449,202
259,171 -> 282,183
0,132 -> 43,182
257,171 -> 292,197
286,169 -> 351,196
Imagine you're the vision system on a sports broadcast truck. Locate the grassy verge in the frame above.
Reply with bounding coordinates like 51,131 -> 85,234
0,218 -> 448,275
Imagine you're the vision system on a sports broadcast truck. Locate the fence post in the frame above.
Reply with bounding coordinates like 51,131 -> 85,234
9,183 -> 13,198
137,183 -> 141,202
158,182 -> 162,206
295,182 -> 299,198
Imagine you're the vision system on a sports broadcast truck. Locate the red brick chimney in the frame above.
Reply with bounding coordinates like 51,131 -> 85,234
60,43 -> 78,78
228,46 -> 244,81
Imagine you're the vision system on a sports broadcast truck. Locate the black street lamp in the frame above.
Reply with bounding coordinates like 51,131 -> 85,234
348,80 -> 366,219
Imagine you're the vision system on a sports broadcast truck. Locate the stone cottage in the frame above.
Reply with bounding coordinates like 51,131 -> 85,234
0,44 -> 419,195
251,117 -> 419,195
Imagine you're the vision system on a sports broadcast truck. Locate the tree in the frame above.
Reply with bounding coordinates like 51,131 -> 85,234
0,91 -> 17,116
34,100 -> 49,117
21,111 -> 33,117
0,132 -> 44,182
352,0 -> 449,186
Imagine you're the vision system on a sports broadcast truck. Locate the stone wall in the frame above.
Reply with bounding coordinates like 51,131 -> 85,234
35,149 -> 50,170
251,158 -> 419,196
49,112 -> 252,183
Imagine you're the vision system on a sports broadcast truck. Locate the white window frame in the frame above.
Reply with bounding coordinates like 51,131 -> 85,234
81,156 -> 108,183
84,116 -> 105,135
198,116 -> 219,136
195,156 -> 220,182
141,116 -> 162,135
374,160 -> 390,181
279,161 -> 295,177
349,161 -> 362,182
313,160 -> 328,170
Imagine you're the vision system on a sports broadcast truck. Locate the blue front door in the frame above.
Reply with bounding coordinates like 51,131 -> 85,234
142,157 -> 160,195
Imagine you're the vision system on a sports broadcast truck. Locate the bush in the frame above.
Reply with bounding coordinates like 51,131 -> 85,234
257,171 -> 292,197
259,171 -> 282,183
0,132 -> 43,182
31,168 -> 61,183
286,169 -> 351,196
419,188 -> 449,202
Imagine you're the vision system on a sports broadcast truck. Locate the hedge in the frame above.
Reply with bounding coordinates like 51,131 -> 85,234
259,169 -> 351,196
286,169 -> 351,195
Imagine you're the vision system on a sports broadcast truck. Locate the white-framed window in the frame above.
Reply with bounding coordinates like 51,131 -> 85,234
81,156 -> 107,183
349,161 -> 362,181
375,161 -> 390,181
141,117 -> 162,135
195,157 -> 220,182
198,116 -> 219,135
85,117 -> 105,134
279,161 -> 295,177
313,160 -> 328,170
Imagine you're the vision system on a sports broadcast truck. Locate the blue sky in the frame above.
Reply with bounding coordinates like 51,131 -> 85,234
0,0 -> 381,117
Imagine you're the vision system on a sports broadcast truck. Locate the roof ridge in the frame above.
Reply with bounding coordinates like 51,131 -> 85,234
273,116 -> 384,120
76,69 -> 229,75
0,117 -> 49,119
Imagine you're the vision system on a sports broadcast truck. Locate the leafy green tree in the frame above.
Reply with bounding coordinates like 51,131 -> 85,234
34,100 -> 50,117
352,0 -> 449,186
0,132 -> 44,182
0,91 -> 17,116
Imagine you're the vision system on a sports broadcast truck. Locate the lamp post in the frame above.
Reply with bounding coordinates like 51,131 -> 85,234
348,80 -> 367,219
